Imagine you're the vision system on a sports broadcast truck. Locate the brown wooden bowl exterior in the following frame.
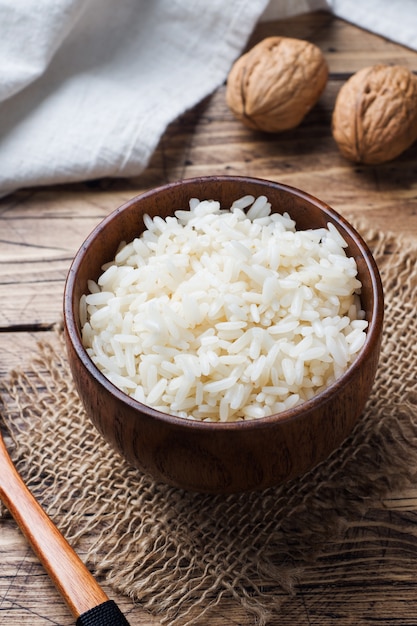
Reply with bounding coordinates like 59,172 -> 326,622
64,176 -> 384,493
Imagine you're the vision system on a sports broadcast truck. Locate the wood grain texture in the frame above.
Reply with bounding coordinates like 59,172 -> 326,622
1,11 -> 417,625
0,432 -> 113,618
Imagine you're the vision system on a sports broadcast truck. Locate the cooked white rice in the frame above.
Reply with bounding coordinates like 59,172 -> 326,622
80,196 -> 368,422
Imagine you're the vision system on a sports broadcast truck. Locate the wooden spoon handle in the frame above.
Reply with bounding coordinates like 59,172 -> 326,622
0,432 -> 130,625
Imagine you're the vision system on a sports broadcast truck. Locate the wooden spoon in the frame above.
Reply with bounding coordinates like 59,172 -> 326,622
0,428 -> 130,625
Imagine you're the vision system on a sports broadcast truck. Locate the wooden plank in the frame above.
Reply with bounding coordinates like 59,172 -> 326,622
0,521 -> 152,626
0,332 -> 48,375
2,83 -> 417,326
3,516 -> 417,626
1,12 -> 417,626
253,12 -> 417,73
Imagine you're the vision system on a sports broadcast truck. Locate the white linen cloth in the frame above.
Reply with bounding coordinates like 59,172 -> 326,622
0,0 -> 416,197
328,0 -> 417,52
263,0 -> 417,52
0,0 -> 270,197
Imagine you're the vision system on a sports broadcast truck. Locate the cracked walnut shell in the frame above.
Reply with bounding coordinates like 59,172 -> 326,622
332,64 -> 417,164
226,36 -> 328,133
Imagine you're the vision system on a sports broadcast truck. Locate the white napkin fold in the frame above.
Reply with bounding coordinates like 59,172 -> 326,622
0,0 -> 269,197
0,0 -> 416,197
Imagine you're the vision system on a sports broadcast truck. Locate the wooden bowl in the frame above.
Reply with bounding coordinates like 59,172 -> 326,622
63,176 -> 384,494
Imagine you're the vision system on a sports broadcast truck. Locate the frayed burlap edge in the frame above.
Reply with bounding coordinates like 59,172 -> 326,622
1,221 -> 416,626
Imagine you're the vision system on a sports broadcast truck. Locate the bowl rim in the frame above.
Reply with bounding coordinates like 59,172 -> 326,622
64,175 -> 384,432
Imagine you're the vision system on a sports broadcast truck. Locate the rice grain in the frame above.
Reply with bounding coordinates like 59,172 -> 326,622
81,196 -> 368,422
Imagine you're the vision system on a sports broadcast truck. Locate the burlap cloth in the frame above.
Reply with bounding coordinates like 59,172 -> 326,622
1,219 -> 417,625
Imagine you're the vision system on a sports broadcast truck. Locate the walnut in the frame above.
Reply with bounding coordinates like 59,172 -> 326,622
332,64 -> 417,164
226,36 -> 328,133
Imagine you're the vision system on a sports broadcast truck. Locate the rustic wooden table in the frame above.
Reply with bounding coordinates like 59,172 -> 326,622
1,11 -> 417,626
